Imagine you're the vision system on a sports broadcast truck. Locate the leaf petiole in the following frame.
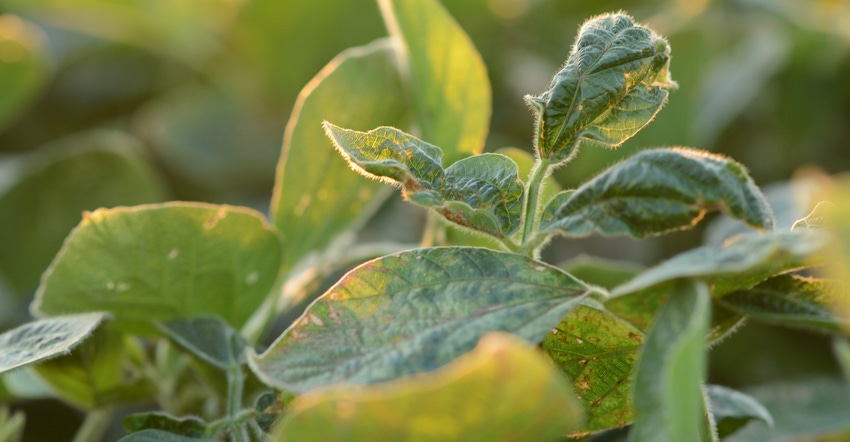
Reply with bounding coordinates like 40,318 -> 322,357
520,157 -> 552,256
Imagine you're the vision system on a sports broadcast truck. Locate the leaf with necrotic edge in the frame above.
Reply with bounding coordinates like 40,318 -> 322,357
248,247 -> 590,393
529,13 -> 676,164
0,312 -> 106,374
325,124 -> 524,238
540,148 -> 774,239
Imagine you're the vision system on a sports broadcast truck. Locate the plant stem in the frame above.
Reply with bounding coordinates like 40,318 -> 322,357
520,158 -> 551,253
72,408 -> 112,442
226,365 -> 248,442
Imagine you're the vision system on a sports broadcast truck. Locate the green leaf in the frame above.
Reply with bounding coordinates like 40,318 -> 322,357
629,280 -> 712,442
118,429 -> 215,442
528,13 -> 676,164
271,39 -> 408,270
325,124 -> 524,238
541,303 -> 644,433
725,377 -> 850,442
0,312 -> 106,375
32,203 -> 282,335
378,0 -> 490,160
32,327 -> 146,409
706,384 -> 773,439
157,317 -> 246,370
611,230 -> 824,299
0,131 -> 169,296
836,338 -> 850,384
718,275 -> 849,334
273,333 -> 583,441
248,247 -> 590,393
0,15 -> 47,130
123,412 -> 206,438
540,148 -> 774,239
255,391 -> 286,434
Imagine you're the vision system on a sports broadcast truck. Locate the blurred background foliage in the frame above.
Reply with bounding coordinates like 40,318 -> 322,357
0,0 -> 849,440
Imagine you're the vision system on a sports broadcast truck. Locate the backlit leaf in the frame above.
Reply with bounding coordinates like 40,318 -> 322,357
528,13 -> 676,164
157,317 -> 246,370
32,203 -> 282,335
249,247 -> 590,393
0,312 -> 106,374
271,39 -> 407,270
542,303 -> 644,433
378,0 -> 490,160
325,124 -> 523,238
540,148 -> 774,239
706,384 -> 773,439
611,230 -> 824,299
629,280 -> 712,442
273,333 -> 582,442
33,327 -> 145,409
718,275 -> 849,334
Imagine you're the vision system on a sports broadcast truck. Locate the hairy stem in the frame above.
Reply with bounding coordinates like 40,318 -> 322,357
520,158 -> 552,253
72,408 -> 112,442
227,364 -> 248,442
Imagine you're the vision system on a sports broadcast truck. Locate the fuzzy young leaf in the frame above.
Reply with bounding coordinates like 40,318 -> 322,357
32,203 -> 283,335
718,275 -> 849,334
325,124 -> 524,238
0,313 -> 106,375
272,40 -> 407,270
157,317 -> 247,370
249,247 -> 590,393
379,0 -> 490,161
542,303 -> 644,433
706,385 -> 773,439
274,333 -> 583,441
529,13 -> 676,164
540,148 -> 774,239
629,280 -> 712,442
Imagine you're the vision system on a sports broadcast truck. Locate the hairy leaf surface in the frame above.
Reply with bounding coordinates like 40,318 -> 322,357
273,333 -> 582,441
706,385 -> 773,439
249,247 -> 590,393
0,312 -> 106,374
326,124 -> 523,238
271,39 -> 407,270
541,148 -> 774,239
718,275 -> 849,334
629,280 -> 712,442
542,304 -> 644,432
529,13 -> 676,163
33,203 -> 282,335
378,0 -> 490,161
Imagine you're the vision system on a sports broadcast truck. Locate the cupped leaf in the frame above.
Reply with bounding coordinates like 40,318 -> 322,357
718,275 -> 849,334
123,412 -> 206,438
325,124 -> 524,238
0,131 -> 168,296
706,384 -> 773,439
249,247 -> 590,393
542,303 -> 644,433
378,0 -> 490,161
157,317 -> 246,370
273,333 -> 583,442
271,39 -> 408,270
529,13 -> 676,164
540,148 -> 774,239
32,203 -> 282,335
628,280 -> 712,442
33,327 -> 146,409
0,312 -> 107,374
117,429 -> 215,442
612,229 -> 824,299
